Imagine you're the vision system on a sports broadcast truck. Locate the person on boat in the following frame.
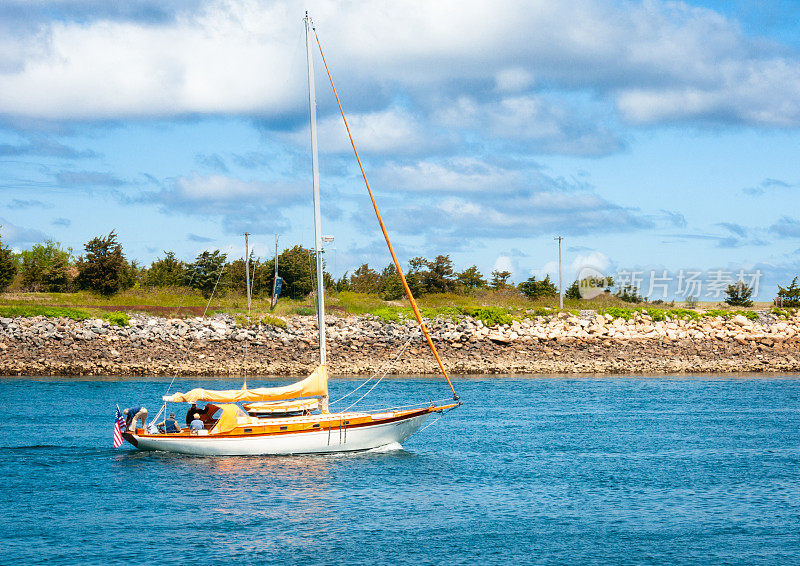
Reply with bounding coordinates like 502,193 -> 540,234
185,403 -> 200,426
189,413 -> 205,434
122,406 -> 147,432
164,413 -> 182,434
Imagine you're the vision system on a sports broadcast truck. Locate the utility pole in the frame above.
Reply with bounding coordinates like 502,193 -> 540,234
244,232 -> 251,316
270,234 -> 279,310
554,236 -> 563,309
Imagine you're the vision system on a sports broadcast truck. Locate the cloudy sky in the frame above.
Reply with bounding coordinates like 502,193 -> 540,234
1,0 -> 799,299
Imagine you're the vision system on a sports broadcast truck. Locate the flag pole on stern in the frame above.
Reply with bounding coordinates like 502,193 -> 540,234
311,25 -> 458,401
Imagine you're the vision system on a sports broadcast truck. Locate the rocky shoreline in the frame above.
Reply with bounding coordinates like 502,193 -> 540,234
1,310 -> 799,376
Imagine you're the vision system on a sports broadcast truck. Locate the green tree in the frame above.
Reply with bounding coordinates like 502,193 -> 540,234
187,250 -> 228,298
422,255 -> 456,293
18,240 -> 72,292
75,231 -> 126,295
777,276 -> 800,307
379,263 -> 404,300
144,251 -> 186,287
349,263 -> 380,293
615,284 -> 643,303
228,252 -> 270,296
405,256 -> 428,296
333,272 -> 350,292
490,270 -> 512,290
457,265 -> 487,290
276,245 -> 315,299
565,280 -> 581,300
725,280 -> 754,307
518,274 -> 558,299
42,251 -> 72,292
322,271 -> 336,291
119,259 -> 144,290
0,237 -> 16,292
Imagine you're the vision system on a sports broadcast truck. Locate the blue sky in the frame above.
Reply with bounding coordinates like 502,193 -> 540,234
1,0 -> 799,300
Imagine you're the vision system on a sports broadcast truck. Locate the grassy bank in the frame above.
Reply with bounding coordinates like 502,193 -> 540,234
0,305 -> 131,326
0,287 -> 787,326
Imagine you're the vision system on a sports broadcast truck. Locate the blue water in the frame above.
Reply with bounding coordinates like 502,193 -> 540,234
1,375 -> 799,565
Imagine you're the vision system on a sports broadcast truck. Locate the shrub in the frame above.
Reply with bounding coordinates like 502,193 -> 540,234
235,313 -> 287,328
292,306 -> 316,316
599,307 -> 635,320
106,312 -> 130,326
703,309 -> 757,320
666,308 -> 701,320
370,306 -> 406,323
0,306 -> 92,320
462,306 -> 513,327
260,314 -> 287,328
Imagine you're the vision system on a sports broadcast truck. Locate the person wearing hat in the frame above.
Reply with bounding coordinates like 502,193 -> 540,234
185,402 -> 200,426
164,412 -> 182,434
189,413 -> 205,434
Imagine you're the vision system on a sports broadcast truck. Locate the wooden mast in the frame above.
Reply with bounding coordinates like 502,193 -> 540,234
312,26 -> 458,400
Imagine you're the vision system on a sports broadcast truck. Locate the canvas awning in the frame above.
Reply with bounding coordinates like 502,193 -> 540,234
243,399 -> 319,414
163,365 -> 328,404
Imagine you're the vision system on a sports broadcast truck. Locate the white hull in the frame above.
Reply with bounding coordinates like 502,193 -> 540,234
127,412 -> 430,456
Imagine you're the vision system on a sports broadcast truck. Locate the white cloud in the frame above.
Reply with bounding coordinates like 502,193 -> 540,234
494,68 -> 534,93
539,251 -> 612,282
375,158 -> 523,193
286,107 -> 443,155
140,172 -> 306,233
0,217 -> 49,245
0,0 -> 798,129
435,94 -> 623,155
492,254 -> 515,277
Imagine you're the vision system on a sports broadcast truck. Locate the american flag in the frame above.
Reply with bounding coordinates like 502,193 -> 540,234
113,406 -> 125,448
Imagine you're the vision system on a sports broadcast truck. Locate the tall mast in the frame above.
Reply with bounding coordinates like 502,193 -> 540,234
305,12 -> 327,366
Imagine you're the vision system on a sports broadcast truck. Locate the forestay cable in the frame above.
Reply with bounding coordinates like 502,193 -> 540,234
312,25 -> 458,401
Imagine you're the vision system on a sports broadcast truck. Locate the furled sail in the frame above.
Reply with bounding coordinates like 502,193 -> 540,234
163,365 -> 328,403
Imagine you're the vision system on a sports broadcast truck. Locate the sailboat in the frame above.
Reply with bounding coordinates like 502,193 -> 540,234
120,14 -> 460,456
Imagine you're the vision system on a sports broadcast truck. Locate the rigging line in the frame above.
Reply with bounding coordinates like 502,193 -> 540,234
418,403 -> 459,433
330,326 -> 420,405
418,414 -> 445,434
341,334 -> 416,412
202,266 -> 226,319
313,28 -> 458,401
171,262 -> 199,318
164,265 -> 227,397
347,397 -> 456,413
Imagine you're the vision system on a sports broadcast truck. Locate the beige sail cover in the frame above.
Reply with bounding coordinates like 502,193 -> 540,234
163,365 -> 328,403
